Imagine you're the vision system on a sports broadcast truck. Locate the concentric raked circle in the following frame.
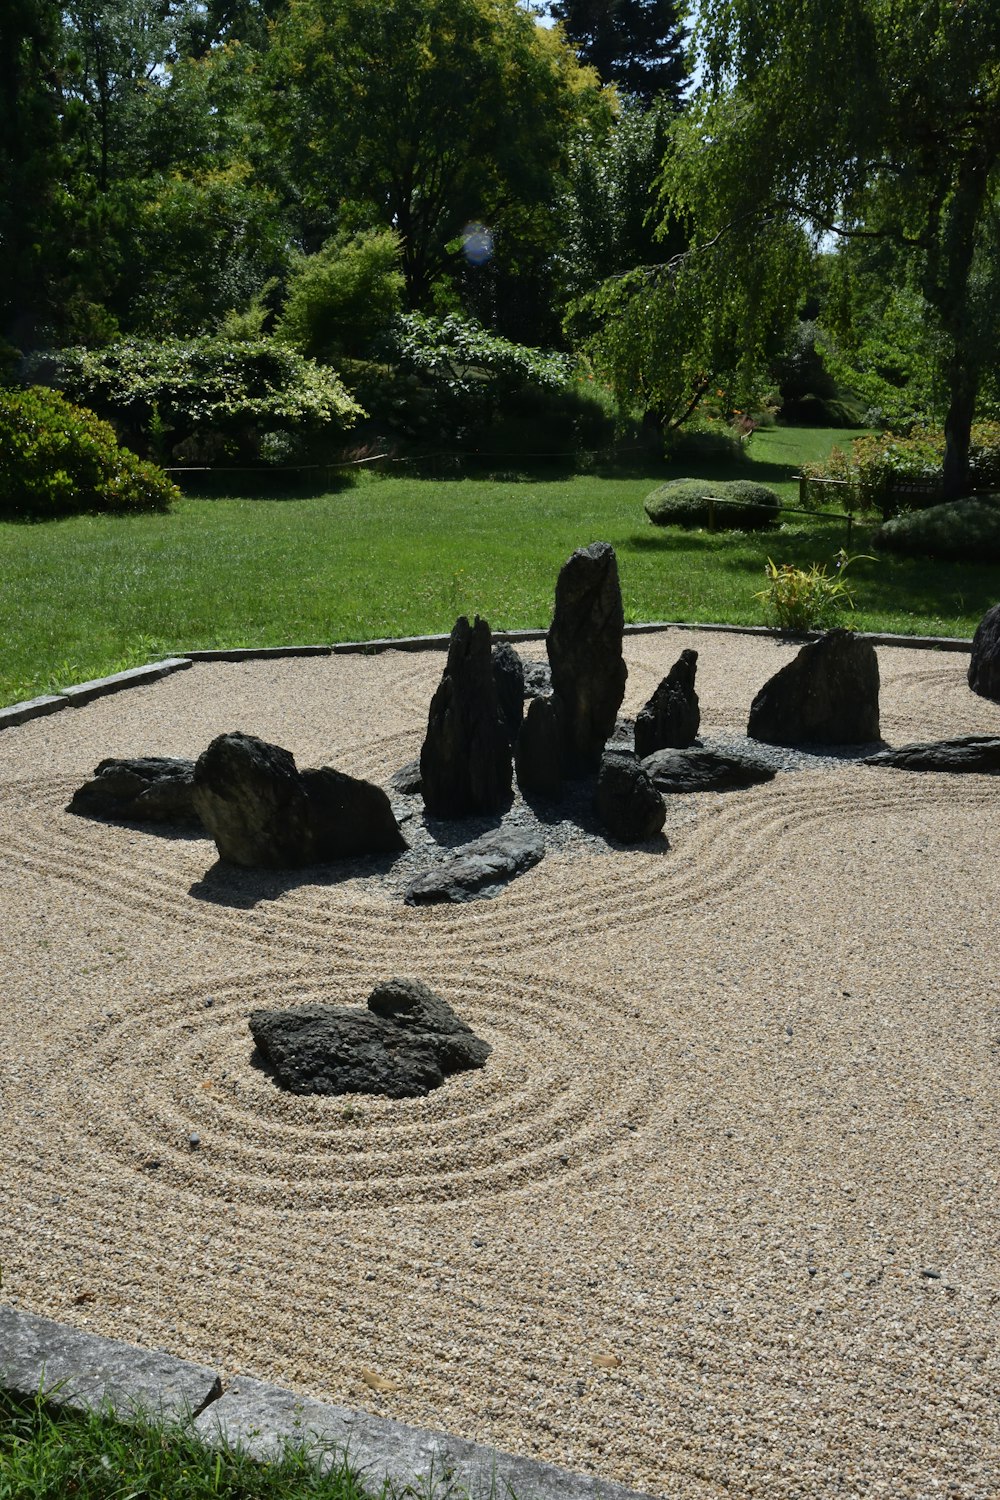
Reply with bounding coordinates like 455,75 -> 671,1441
53,958 -> 655,1213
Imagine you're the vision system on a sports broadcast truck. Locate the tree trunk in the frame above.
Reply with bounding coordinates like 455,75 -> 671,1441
942,360 -> 976,501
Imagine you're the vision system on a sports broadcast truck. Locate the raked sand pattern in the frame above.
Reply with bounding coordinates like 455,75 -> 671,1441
1,631 -> 998,1499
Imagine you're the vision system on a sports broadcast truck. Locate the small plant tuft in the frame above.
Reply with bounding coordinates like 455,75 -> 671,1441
755,549 -> 872,633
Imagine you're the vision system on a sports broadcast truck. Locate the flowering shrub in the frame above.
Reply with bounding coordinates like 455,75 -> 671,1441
800,422 -> 1000,517
0,387 -> 178,518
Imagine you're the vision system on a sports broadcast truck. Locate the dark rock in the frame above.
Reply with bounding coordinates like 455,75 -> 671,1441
634,650 -> 701,757
192,732 -> 406,868
968,603 -> 1000,701
67,757 -> 198,823
249,976 -> 491,1098
420,616 -> 513,817
863,735 -> 1000,773
547,542 -> 628,771
747,629 -> 880,746
642,745 -> 778,793
521,659 -> 552,699
404,828 -> 545,905
515,695 -> 565,800
491,641 -> 525,740
390,759 -> 422,795
595,751 -> 666,842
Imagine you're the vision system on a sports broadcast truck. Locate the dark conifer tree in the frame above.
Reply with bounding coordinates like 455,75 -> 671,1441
548,0 -> 687,104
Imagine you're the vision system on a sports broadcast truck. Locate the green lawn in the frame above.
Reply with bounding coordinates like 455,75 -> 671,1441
2,426 -> 995,709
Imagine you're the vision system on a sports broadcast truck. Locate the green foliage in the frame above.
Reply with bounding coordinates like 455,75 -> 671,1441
644,476 -> 780,529
49,336 -> 363,466
754,549 -> 870,633
874,496 -> 1000,562
276,230 -> 405,360
550,0 -> 688,103
798,424 -> 1000,516
0,385 -> 177,518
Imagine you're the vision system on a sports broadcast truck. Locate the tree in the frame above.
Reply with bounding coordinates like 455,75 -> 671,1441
265,0 -> 608,306
658,0 -> 1000,496
548,0 -> 686,104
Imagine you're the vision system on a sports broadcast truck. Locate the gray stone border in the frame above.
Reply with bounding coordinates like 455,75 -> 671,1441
0,1307 -> 653,1500
0,625 -> 974,732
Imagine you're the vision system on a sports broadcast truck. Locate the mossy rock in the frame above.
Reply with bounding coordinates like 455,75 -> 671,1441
644,477 -> 780,531
874,495 -> 1000,561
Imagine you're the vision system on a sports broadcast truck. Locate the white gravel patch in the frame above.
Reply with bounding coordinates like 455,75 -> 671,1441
1,631 -> 998,1498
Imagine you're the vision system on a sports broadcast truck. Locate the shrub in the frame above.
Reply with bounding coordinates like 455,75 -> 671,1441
644,477 -> 780,530
41,337 -> 364,468
0,386 -> 178,518
275,230 -> 405,360
754,549 -> 871,632
874,495 -> 1000,562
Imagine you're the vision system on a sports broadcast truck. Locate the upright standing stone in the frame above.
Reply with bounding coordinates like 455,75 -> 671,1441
747,629 -> 880,746
968,603 -> 1000,702
491,641 -> 525,741
546,542 -> 628,772
420,616 -> 513,817
515,695 -> 565,800
633,649 -> 700,758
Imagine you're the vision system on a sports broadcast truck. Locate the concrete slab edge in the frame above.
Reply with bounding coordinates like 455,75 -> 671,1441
0,1308 -> 654,1500
0,658 -> 193,730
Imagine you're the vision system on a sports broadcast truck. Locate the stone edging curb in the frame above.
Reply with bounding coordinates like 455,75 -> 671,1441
0,625 -> 974,732
0,1307 -> 652,1500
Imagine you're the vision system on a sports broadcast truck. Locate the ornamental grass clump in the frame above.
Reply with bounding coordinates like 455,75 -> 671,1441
755,549 -> 872,633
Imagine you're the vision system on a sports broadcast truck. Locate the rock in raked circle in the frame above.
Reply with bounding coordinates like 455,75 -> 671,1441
968,603 -> 1000,702
546,541 -> 627,772
249,977 -> 491,1098
67,756 -> 199,824
634,648 -> 701,758
192,731 -> 406,868
420,615 -> 513,817
747,629 -> 880,746
594,751 -> 666,843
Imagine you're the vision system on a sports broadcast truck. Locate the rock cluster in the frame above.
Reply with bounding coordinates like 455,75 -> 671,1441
192,732 -> 406,868
249,977 -> 491,1098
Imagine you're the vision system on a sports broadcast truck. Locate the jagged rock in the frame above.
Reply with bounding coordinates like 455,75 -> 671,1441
863,735 -> 1000,773
67,757 -> 198,824
968,603 -> 1000,702
643,745 -> 778,793
249,977 -> 491,1098
521,659 -> 552,699
515,695 -> 565,800
390,759 -> 422,795
547,542 -> 627,771
634,650 -> 701,757
747,629 -> 880,746
192,732 -> 406,868
491,641 -> 525,740
595,751 -> 666,843
405,828 -> 545,904
420,616 -> 513,817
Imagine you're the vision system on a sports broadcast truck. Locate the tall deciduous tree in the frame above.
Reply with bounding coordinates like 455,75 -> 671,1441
548,0 -> 686,104
662,0 -> 1000,496
266,0 -> 608,306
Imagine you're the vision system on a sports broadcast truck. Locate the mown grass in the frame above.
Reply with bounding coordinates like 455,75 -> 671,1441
2,426 -> 995,709
0,1389 -> 375,1500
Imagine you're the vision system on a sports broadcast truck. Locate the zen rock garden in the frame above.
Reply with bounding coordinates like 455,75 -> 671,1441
65,547 -> 1000,1098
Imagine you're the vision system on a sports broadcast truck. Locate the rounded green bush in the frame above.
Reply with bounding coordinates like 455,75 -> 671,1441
0,386 -> 178,518
874,495 -> 1000,561
644,477 -> 780,530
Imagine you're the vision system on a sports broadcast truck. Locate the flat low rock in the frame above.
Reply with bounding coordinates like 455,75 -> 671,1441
642,745 -> 778,793
405,828 -> 545,905
67,756 -> 198,824
249,977 -> 491,1098
863,734 -> 1000,773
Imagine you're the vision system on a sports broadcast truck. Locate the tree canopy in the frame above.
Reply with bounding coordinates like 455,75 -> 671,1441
547,0 -> 687,104
657,0 -> 1000,494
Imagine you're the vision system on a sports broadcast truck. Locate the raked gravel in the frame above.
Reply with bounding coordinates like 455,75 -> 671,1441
0,629 -> 998,1499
